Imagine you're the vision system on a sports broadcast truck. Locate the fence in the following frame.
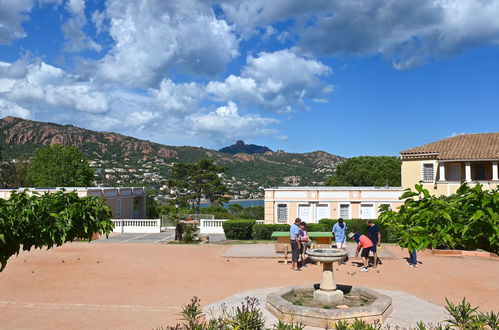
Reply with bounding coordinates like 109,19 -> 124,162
199,219 -> 265,234
112,219 -> 161,233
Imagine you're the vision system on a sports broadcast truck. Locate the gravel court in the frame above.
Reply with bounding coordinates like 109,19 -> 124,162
94,231 -> 175,243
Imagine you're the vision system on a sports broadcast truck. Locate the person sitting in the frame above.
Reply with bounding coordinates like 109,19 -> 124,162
299,221 -> 312,267
348,232 -> 373,272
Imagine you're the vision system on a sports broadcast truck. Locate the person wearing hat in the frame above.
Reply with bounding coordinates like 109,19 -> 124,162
348,232 -> 373,272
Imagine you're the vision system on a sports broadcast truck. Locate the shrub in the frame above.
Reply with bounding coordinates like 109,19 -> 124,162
306,223 -> 329,232
222,219 -> 256,240
252,224 -> 290,240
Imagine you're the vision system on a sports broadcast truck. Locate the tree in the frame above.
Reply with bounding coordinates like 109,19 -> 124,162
0,158 -> 32,188
379,182 -> 499,253
28,145 -> 94,187
326,156 -> 401,186
0,190 -> 113,271
168,159 -> 229,213
228,203 -> 244,216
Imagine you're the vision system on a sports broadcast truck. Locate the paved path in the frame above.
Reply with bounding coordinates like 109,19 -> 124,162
205,287 -> 447,329
94,230 -> 175,244
223,242 -> 396,260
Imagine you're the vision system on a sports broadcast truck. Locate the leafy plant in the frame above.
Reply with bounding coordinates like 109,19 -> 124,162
0,190 -> 113,271
182,223 -> 198,243
444,298 -> 481,329
180,297 -> 205,330
379,182 -> 499,253
272,320 -> 305,330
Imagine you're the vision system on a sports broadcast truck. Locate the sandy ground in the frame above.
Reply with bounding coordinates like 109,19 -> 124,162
0,242 -> 497,330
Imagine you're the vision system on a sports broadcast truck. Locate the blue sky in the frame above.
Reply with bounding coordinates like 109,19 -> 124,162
0,1 -> 498,157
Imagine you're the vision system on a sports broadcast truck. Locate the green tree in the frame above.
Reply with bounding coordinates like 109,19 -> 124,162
0,190 -> 113,271
28,145 -> 94,187
379,182 -> 499,253
326,156 -> 401,186
228,203 -> 244,216
168,159 -> 229,213
0,157 -> 32,188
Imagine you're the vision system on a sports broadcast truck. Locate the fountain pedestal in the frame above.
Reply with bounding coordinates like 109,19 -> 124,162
313,261 -> 344,305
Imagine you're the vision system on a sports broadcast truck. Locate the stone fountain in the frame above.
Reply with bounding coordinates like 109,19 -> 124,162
307,248 -> 347,306
266,248 -> 392,327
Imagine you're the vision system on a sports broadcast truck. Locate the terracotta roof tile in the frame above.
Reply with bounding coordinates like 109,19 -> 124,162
400,133 -> 499,160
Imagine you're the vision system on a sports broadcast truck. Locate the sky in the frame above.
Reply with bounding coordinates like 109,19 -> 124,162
0,0 -> 498,158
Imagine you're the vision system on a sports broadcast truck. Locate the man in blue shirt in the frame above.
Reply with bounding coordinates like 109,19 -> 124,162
290,218 -> 302,271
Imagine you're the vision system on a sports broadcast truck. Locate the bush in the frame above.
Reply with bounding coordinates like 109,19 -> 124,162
306,223 -> 329,232
252,224 -> 290,240
222,219 -> 256,240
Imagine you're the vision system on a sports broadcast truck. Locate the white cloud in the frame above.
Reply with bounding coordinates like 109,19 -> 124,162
97,0 -> 239,87
0,0 -> 34,44
91,10 -> 106,34
153,79 -> 204,113
207,49 -> 332,112
62,0 -> 102,52
188,101 -> 279,143
220,0 -> 499,70
0,60 -> 109,114
0,99 -> 31,118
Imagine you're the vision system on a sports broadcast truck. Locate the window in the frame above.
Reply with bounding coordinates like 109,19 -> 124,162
276,204 -> 288,223
361,204 -> 374,219
474,164 -> 486,180
422,163 -> 434,182
316,204 -> 329,221
298,204 -> 311,222
339,204 -> 350,219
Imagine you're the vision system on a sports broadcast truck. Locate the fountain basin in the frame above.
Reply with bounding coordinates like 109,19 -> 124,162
266,284 -> 392,328
307,248 -> 348,263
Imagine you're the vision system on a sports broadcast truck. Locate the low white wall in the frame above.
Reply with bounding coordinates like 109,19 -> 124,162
199,219 -> 266,234
112,219 -> 161,233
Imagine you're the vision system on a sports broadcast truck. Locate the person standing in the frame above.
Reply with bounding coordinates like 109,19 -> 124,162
366,220 -> 381,268
408,248 -> 418,267
290,218 -> 302,271
349,232 -> 373,272
332,218 -> 347,264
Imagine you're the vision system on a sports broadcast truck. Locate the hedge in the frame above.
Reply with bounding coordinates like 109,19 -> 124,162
252,224 -> 290,240
222,219 -> 255,240
223,219 -> 396,242
319,219 -> 395,243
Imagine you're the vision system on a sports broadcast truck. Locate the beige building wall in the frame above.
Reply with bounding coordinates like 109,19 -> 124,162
264,187 -> 404,224
401,158 -> 499,197
0,187 -> 147,219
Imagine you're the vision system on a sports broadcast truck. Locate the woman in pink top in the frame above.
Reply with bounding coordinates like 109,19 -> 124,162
348,232 -> 373,272
299,222 -> 312,267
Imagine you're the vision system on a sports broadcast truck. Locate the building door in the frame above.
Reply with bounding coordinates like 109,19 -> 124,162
298,204 -> 311,222
447,163 -> 461,181
316,204 -> 329,222
360,204 -> 374,219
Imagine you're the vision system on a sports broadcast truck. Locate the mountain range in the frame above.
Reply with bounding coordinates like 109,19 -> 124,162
0,116 -> 345,197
